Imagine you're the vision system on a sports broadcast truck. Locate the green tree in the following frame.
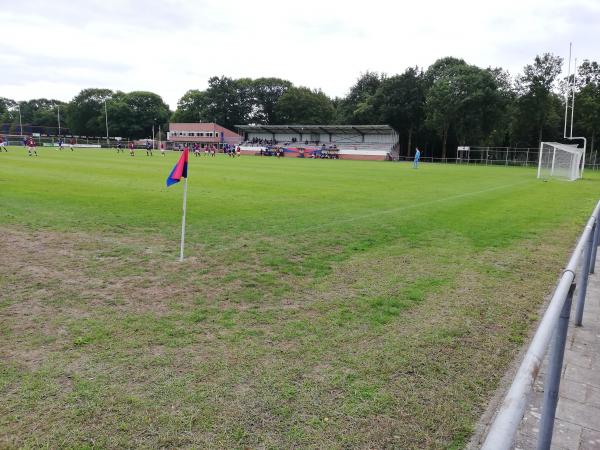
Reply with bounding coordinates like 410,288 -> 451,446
202,76 -> 253,129
171,90 -> 210,123
66,88 -> 114,136
0,97 -> 17,130
425,56 -> 467,84
575,61 -> 600,161
252,77 -> 293,124
274,87 -> 334,124
515,53 -> 563,143
370,67 -> 425,156
106,91 -> 170,139
577,84 -> 600,155
485,68 -> 515,146
425,60 -> 503,159
336,71 -> 384,124
576,60 -> 600,87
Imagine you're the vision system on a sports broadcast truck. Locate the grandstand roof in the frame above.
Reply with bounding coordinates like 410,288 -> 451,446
236,124 -> 395,135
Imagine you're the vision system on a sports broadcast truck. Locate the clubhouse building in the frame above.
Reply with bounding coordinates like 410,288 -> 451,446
167,123 -> 242,148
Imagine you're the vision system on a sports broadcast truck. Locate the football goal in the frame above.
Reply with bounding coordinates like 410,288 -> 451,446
537,142 -> 584,181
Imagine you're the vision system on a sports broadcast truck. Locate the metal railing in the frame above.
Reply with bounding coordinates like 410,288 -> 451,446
481,199 -> 600,450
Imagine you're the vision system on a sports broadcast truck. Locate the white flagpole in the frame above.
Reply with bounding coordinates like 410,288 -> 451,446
179,177 -> 188,261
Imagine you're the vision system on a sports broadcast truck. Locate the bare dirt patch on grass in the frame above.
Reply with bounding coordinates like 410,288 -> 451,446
0,224 -> 582,448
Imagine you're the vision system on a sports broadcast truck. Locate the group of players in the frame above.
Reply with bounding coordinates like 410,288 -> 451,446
0,136 -> 78,156
115,140 -> 166,157
191,143 -> 217,157
0,137 -> 246,159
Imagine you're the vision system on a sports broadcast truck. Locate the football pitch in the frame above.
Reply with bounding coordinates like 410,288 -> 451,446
1,148 -> 599,448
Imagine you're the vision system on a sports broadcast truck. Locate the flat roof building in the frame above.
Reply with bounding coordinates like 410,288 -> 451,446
167,123 -> 242,147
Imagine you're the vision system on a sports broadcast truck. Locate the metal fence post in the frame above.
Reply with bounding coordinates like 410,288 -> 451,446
536,284 -> 575,450
575,222 -> 595,326
591,214 -> 599,274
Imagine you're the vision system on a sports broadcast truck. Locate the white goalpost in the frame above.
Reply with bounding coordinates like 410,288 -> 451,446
537,142 -> 584,181
548,42 -> 588,181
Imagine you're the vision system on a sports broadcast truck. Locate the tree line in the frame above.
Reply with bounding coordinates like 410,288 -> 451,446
1,53 -> 599,157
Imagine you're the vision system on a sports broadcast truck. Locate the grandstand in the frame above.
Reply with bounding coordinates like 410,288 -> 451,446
236,125 -> 399,160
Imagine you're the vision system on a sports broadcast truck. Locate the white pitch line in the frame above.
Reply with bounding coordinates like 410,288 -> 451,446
202,179 -> 534,255
316,179 -> 534,228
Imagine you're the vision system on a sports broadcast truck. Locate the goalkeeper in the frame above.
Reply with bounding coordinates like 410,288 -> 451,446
413,147 -> 421,168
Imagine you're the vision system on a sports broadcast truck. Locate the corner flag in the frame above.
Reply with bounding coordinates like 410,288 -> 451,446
166,148 -> 189,186
165,148 -> 190,261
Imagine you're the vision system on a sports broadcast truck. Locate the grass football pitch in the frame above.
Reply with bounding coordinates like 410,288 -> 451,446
1,147 -> 599,448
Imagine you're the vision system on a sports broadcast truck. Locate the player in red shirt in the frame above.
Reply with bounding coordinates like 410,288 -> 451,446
27,137 -> 38,156
128,141 -> 135,156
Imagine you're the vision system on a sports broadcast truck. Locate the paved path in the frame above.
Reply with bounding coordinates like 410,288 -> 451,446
514,253 -> 600,450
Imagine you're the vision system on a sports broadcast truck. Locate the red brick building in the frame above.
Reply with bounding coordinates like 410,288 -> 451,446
167,123 -> 242,148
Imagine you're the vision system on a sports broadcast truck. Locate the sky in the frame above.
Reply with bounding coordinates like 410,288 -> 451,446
1,0 -> 599,109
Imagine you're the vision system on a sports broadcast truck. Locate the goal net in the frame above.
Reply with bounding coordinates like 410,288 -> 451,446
537,142 -> 584,181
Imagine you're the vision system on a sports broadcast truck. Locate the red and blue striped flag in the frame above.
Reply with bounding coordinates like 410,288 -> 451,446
166,148 -> 189,187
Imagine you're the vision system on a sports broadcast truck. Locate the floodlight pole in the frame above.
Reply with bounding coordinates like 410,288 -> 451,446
104,100 -> 109,146
57,104 -> 61,137
18,104 -> 23,137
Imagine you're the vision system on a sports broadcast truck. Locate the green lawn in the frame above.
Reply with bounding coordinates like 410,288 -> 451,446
0,147 -> 599,448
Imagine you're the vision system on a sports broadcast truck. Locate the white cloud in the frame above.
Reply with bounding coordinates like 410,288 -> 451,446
1,0 -> 598,108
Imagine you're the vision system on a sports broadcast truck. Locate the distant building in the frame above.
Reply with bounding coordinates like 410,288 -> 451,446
167,123 -> 242,148
236,125 -> 399,160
